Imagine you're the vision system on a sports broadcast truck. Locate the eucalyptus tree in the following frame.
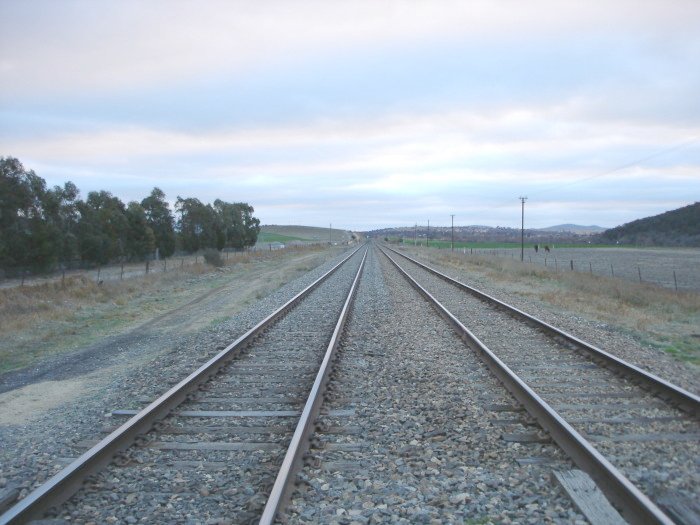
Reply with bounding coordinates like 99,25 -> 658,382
141,187 -> 176,257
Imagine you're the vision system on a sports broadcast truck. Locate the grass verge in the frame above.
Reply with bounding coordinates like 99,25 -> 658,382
0,245 -> 336,374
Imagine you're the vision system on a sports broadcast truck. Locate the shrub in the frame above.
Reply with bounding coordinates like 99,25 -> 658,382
202,249 -> 224,267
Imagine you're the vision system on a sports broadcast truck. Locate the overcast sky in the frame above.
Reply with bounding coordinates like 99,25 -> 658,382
1,1 -> 699,231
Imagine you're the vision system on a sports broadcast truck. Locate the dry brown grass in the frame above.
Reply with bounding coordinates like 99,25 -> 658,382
0,244 -> 333,373
414,249 -> 700,364
1,245 -> 328,332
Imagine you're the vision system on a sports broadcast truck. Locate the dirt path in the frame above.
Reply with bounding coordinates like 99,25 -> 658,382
0,249 -> 339,423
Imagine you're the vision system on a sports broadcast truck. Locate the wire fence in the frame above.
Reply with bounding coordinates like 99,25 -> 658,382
449,246 -> 700,292
0,249 -> 249,289
0,242 -> 343,289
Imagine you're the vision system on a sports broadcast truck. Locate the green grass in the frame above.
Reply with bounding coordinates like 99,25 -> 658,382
653,337 -> 700,365
257,232 -> 310,243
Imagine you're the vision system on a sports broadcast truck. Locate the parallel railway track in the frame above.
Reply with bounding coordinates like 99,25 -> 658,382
2,242 -> 697,524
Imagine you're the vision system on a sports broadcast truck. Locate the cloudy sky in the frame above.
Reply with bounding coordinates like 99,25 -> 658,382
1,1 -> 699,231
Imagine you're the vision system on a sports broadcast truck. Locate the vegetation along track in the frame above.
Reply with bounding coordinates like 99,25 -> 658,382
0,246 -> 367,524
380,244 -> 699,524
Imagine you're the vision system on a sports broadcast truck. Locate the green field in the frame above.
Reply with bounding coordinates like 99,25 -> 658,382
259,225 -> 352,243
257,231 -> 310,243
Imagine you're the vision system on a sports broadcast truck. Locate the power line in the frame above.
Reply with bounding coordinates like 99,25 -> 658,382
490,137 -> 699,209
529,137 -> 699,199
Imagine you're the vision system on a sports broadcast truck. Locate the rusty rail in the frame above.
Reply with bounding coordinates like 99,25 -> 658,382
259,247 -> 367,524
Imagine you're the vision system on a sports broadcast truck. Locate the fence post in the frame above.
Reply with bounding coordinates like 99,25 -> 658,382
555,258 -> 558,272
528,255 -> 531,263
673,270 -> 678,291
570,260 -> 574,271
62,267 -> 66,287
120,261 -> 124,280
637,266 -> 642,282
146,259 -> 149,275
544,257 -> 547,267
610,263 -> 614,277
164,258 -> 167,272
589,261 -> 592,275
181,258 -> 184,268
97,265 -> 101,282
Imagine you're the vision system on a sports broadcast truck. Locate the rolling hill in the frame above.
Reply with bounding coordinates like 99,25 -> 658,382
597,202 -> 700,247
259,225 -> 353,244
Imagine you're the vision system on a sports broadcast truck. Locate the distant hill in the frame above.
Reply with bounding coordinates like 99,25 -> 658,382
366,224 -> 598,243
259,225 -> 353,244
539,224 -> 606,234
597,203 -> 700,247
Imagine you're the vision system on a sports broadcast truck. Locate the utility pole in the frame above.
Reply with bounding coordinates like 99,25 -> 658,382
427,219 -> 430,247
451,214 -> 455,251
329,223 -> 332,244
519,197 -> 527,261
414,223 -> 417,246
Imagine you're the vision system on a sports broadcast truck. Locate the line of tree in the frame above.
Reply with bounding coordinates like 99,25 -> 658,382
0,156 -> 260,276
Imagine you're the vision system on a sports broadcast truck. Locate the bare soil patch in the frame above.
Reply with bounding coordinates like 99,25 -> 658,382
0,378 -> 92,425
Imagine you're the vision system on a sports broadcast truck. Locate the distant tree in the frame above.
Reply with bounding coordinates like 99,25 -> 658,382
43,181 -> 81,266
0,157 -> 60,273
213,200 -> 260,249
125,202 -> 155,260
76,191 -> 128,264
141,187 -> 176,257
1,156 -> 264,274
175,197 -> 222,253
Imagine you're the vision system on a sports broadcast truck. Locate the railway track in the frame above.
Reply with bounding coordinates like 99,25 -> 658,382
281,246 -> 589,523
2,242 -> 697,524
378,245 -> 699,524
1,246 -> 367,524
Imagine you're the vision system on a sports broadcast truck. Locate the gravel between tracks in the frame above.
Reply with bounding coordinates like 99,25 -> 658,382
284,247 -> 586,524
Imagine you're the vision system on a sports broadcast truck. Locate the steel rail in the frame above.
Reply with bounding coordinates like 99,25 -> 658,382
384,245 -> 700,417
380,246 -> 674,525
259,247 -> 368,525
0,245 -> 364,525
